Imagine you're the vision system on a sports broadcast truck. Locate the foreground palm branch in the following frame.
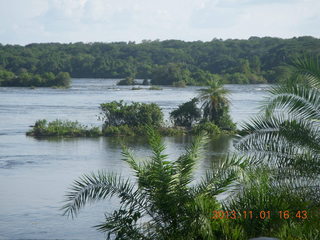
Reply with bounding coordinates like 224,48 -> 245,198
62,128 -> 248,240
236,56 -> 320,172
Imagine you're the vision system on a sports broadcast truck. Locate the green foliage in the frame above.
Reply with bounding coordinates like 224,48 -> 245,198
0,69 -> 15,86
151,63 -> 192,86
170,98 -> 201,128
1,37 -> 320,86
100,101 -> 163,128
55,72 -> 71,87
198,80 -> 235,130
117,77 -> 137,85
225,168 -> 313,238
232,56 -> 320,238
103,125 -> 186,137
0,68 -> 70,87
237,56 -> 320,171
172,80 -> 187,87
62,129 -> 248,239
276,220 -> 320,240
158,126 -> 186,136
27,119 -> 101,137
191,121 -> 221,135
103,125 -> 135,136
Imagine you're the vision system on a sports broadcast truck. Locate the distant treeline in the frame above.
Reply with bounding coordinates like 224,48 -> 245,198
1,36 -> 320,86
0,70 -> 70,87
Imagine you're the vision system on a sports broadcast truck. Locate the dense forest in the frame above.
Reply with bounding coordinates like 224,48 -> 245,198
1,36 -> 320,86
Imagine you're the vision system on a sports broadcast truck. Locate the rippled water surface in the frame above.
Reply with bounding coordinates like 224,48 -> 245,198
0,79 -> 269,240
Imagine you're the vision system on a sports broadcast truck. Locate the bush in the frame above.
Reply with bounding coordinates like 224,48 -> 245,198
26,119 -> 101,137
191,121 -> 221,135
100,101 -> 163,128
215,111 -> 237,131
172,80 -> 186,87
170,98 -> 201,128
103,125 -> 135,136
158,126 -> 186,136
0,69 -> 71,87
151,63 -> 192,85
225,169 -> 313,238
103,125 -> 186,137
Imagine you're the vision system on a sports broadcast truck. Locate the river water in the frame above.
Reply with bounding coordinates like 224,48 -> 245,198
0,79 -> 269,240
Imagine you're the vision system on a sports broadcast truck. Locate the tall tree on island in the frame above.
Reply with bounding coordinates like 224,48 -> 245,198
198,80 -> 234,130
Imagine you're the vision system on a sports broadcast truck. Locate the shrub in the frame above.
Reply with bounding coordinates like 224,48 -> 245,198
100,101 -> 163,128
172,80 -> 186,87
158,126 -> 186,136
170,98 -> 201,128
103,125 -> 135,136
191,122 -> 221,135
26,119 -> 101,137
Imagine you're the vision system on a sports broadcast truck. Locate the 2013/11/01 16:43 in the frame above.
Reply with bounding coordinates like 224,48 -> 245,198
211,210 -> 308,220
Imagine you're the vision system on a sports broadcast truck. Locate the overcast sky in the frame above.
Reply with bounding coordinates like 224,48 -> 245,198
0,0 -> 319,45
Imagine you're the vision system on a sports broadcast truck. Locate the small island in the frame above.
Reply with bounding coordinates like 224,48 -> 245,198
27,80 -> 236,137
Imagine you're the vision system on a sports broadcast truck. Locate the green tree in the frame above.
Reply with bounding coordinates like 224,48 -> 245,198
151,63 -> 192,86
55,72 -> 71,87
233,56 -> 320,237
198,80 -> 235,130
0,69 -> 15,86
99,101 -> 163,128
170,98 -> 201,128
62,129 -> 247,239
237,56 -> 320,172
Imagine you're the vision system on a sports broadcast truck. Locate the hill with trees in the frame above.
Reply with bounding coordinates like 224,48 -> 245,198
1,36 -> 320,86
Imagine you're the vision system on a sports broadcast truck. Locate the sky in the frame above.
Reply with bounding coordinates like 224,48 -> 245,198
0,0 -> 319,45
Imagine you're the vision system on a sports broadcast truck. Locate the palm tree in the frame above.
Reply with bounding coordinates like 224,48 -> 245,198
226,56 -> 320,238
198,80 -> 230,123
198,80 -> 235,130
62,129 -> 247,240
236,55 -> 320,172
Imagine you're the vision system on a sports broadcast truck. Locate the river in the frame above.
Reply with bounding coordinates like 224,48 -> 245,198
0,79 -> 269,240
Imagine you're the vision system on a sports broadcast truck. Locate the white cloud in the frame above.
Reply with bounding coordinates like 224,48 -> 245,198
0,0 -> 319,44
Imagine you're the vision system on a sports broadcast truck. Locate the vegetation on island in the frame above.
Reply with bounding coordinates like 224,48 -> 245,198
26,119 -> 101,137
27,80 -> 235,137
1,37 -> 320,87
0,69 -> 71,87
62,56 -> 320,239
170,81 -> 236,132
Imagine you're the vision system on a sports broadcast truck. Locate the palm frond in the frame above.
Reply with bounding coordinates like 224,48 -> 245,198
292,55 -> 320,88
171,134 -> 205,191
61,171 -> 144,218
121,146 -> 141,176
195,154 -> 249,197
237,113 -> 320,153
263,84 -> 320,119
